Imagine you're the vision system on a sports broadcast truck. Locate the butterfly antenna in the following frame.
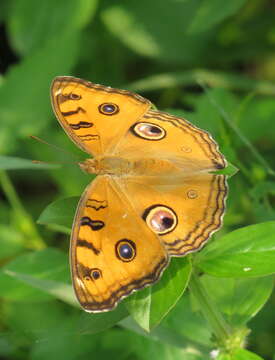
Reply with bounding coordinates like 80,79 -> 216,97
29,135 -> 79,160
31,160 -> 80,166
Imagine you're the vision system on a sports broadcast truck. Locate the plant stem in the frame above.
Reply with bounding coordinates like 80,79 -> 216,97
189,271 -> 231,346
0,170 -> 46,250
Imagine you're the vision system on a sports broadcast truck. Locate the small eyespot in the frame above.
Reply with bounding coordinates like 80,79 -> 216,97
187,189 -> 198,199
131,122 -> 166,140
69,93 -> 81,100
98,103 -> 119,115
181,146 -> 192,153
142,205 -> 178,235
90,268 -> 102,280
115,239 -> 136,262
214,162 -> 224,169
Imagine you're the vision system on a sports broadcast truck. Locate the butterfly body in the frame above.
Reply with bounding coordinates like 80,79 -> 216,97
51,76 -> 228,312
80,156 -> 183,178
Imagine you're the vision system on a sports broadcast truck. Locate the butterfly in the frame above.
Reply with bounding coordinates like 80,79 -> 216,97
51,76 -> 228,313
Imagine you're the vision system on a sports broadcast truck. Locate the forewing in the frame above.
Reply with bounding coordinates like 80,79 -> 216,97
114,109 -> 226,172
51,76 -> 151,157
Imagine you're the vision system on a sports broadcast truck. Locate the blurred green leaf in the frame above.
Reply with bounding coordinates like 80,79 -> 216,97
250,181 -> 275,222
38,196 -> 78,229
7,0 -> 98,54
128,70 -> 275,96
0,248 -> 69,301
121,310 -> 208,356
197,222 -> 275,277
126,257 -> 191,331
218,348 -> 264,360
156,293 -> 212,348
187,0 -> 246,34
238,97 -> 275,143
199,275 -> 274,326
0,31 -> 80,154
102,1 -> 213,63
5,270 -> 77,307
0,225 -> 25,259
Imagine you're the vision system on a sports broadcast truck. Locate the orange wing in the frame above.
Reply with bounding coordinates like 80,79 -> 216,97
114,109 -> 226,172
116,173 -> 227,256
51,76 -> 151,157
70,176 -> 168,312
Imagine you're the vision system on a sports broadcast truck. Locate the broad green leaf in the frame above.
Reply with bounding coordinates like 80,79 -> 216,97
109,322 -> 204,360
238,98 -> 275,143
127,70 -> 275,96
8,0 -> 98,54
125,257 -> 192,331
121,314 -> 207,356
75,305 -> 129,335
189,87 -> 238,138
250,181 -> 275,222
0,225 -> 25,259
127,293 -> 212,348
196,222 -> 275,277
0,155 -> 59,170
218,348 -> 264,360
187,0 -> 247,34
0,31 -> 80,154
199,275 -> 274,326
38,196 -> 79,229
5,271 -> 77,307
0,248 -> 69,301
101,1 -> 213,63
5,301 -> 127,359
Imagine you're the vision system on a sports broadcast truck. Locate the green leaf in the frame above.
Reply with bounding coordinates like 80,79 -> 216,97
127,70 -> 275,96
196,222 -> 275,277
199,275 -> 274,326
38,196 -> 79,230
7,0 -> 98,54
101,1 -> 213,63
250,181 -> 275,222
5,270 -> 77,307
0,248 -> 69,301
5,270 -> 129,335
125,257 -> 192,331
121,310 -> 209,355
161,293 -> 212,348
0,225 -> 25,259
218,348 -> 264,360
76,305 -> 129,335
0,155 -> 60,170
0,31 -> 80,154
187,0 -> 246,34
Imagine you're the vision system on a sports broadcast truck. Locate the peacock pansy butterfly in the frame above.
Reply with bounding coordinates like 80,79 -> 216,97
51,76 -> 228,313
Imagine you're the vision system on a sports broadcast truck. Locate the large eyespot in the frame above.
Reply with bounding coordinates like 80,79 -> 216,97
98,103 -> 119,115
142,204 -> 178,235
115,239 -> 136,262
90,268 -> 102,280
130,122 -> 166,140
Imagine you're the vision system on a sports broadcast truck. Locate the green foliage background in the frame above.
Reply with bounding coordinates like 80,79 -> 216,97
0,0 -> 275,359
